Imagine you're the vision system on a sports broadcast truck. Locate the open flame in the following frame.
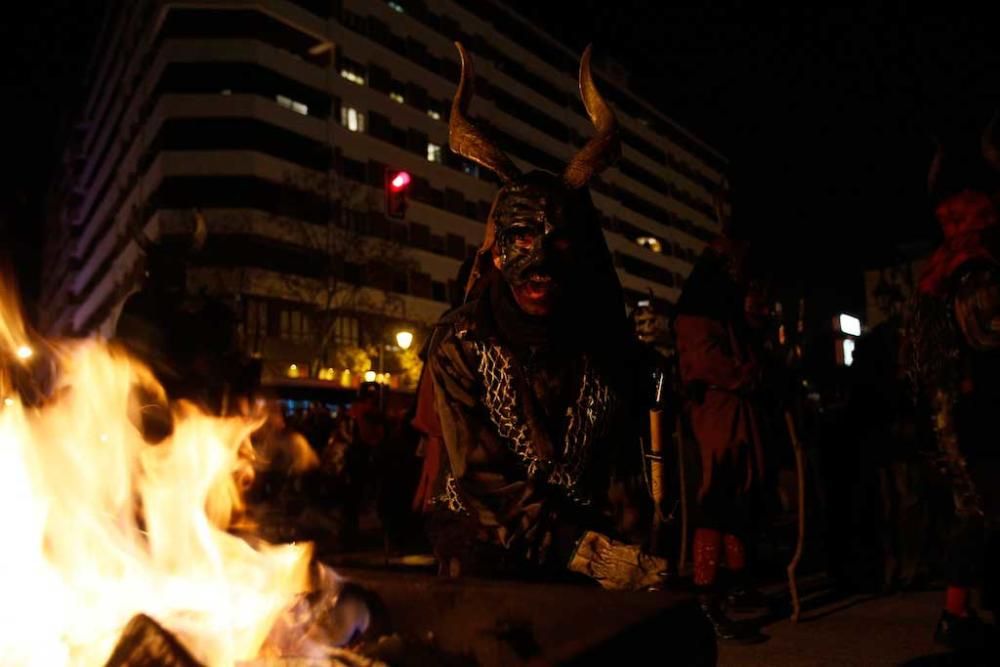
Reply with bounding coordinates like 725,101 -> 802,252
0,285 -> 312,666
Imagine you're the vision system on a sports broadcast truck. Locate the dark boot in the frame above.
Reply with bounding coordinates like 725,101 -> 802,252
934,609 -> 987,652
721,569 -> 770,614
698,592 -> 764,643
726,584 -> 771,614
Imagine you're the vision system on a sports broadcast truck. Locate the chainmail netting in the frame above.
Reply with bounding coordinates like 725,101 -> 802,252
435,341 -> 615,513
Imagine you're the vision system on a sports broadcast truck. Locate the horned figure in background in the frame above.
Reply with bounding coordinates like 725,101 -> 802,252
416,42 -> 668,590
672,166 -> 772,639
906,111 -> 1000,653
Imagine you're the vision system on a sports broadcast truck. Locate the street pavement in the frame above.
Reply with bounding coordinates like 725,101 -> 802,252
719,588 -> 995,666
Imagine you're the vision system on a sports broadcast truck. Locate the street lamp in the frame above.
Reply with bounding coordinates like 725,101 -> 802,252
395,330 -> 414,351
15,345 -> 33,360
373,328 -> 416,409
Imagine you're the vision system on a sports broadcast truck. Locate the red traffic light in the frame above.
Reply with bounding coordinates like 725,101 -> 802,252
389,171 -> 411,191
386,168 -> 410,219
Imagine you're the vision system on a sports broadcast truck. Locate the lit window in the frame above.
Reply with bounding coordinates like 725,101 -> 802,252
388,1 -> 405,12
340,67 -> 365,85
276,94 -> 308,115
636,236 -> 663,253
340,106 -> 365,132
843,338 -> 856,367
427,109 -> 442,121
389,90 -> 405,104
427,142 -> 443,163
839,313 -> 862,337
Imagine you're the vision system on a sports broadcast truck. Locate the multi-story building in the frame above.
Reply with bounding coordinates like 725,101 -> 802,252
41,0 -> 726,383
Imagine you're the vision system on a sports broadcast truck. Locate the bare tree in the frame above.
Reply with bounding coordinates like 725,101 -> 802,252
208,167 -> 417,379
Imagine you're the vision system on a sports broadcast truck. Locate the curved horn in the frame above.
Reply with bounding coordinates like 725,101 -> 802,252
449,42 -> 520,183
563,45 -> 621,189
983,110 -> 1000,172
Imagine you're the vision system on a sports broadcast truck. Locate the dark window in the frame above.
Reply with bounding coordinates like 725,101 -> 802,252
149,175 -> 329,223
366,15 -> 390,44
288,0 -> 333,17
366,261 -> 392,291
367,160 -> 386,187
409,271 -> 432,299
197,234 -> 326,278
406,128 -> 428,156
156,61 -> 331,118
404,82 -> 428,111
145,116 -> 332,171
409,222 -> 430,249
368,111 -> 392,142
367,211 -> 389,239
618,158 -> 667,192
445,233 -> 465,260
342,158 -> 366,183
444,188 -> 465,215
159,9 -> 322,59
432,280 -> 447,302
620,126 -> 666,164
340,10 -> 367,34
492,88 -> 568,142
344,261 -> 362,284
367,63 -> 392,93
344,208 -> 366,233
477,201 -> 492,222
391,222 -> 408,245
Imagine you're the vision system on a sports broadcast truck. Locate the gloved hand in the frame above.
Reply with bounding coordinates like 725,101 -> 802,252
567,531 -> 668,591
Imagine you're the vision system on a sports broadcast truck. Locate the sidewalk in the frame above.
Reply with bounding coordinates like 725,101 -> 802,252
719,588 -> 978,666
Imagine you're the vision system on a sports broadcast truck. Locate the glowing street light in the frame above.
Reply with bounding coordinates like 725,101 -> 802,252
364,370 -> 377,383
838,313 -> 862,337
395,330 -> 414,350
16,345 -> 33,360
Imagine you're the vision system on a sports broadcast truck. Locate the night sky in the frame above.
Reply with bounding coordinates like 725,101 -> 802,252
512,2 -> 999,309
3,2 -> 998,319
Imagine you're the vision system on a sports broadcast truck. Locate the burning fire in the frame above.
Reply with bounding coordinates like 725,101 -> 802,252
0,285 -> 313,665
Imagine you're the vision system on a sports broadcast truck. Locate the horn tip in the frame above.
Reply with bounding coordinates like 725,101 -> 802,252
580,44 -> 594,72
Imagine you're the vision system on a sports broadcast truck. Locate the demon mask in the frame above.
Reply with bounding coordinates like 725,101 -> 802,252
449,43 -> 621,316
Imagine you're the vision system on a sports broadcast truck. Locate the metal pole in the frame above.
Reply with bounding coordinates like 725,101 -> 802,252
378,344 -> 385,411
676,413 -> 689,574
785,409 -> 806,622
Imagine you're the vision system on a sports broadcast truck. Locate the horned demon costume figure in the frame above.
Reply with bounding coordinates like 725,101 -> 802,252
907,118 -> 1000,651
673,234 -> 768,640
419,43 -> 664,590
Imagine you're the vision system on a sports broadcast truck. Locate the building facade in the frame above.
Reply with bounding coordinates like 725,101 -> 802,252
41,0 -> 726,383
